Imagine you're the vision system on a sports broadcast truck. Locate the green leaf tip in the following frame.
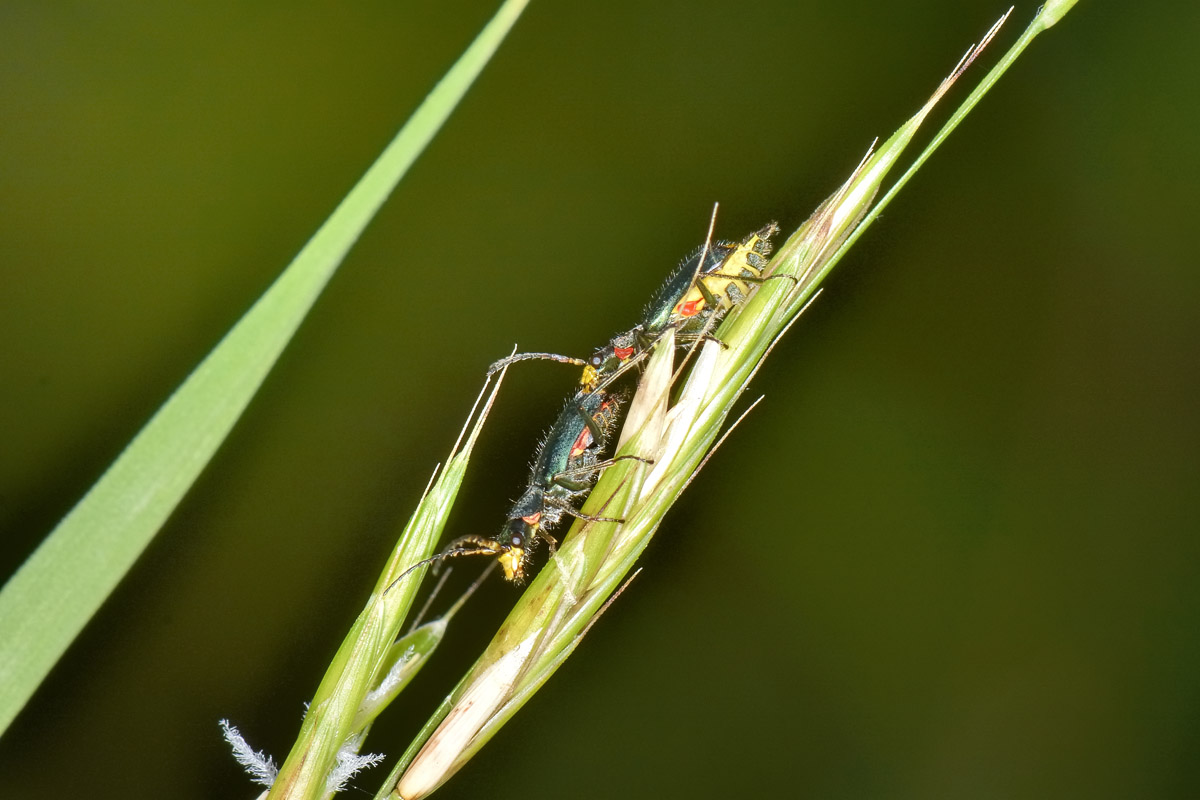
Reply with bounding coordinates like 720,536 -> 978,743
1038,0 -> 1080,29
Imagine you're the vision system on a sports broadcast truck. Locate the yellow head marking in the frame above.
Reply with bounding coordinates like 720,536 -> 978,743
498,546 -> 525,583
580,364 -> 600,392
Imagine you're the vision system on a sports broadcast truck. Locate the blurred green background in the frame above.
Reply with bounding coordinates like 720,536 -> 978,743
3,1 -> 1197,797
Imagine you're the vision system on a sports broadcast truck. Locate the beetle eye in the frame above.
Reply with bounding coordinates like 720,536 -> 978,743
510,533 -> 523,548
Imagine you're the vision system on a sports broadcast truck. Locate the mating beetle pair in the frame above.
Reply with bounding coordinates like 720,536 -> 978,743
426,221 -> 785,584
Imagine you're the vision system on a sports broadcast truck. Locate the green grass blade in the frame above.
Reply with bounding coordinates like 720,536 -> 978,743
0,0 -> 531,737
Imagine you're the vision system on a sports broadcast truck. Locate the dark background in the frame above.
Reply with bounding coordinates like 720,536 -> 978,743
2,1 -> 1197,797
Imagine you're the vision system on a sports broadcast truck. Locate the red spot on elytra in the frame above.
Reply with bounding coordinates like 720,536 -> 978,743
677,298 -> 704,317
571,429 -> 593,458
614,346 -> 635,360
521,512 -> 541,526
